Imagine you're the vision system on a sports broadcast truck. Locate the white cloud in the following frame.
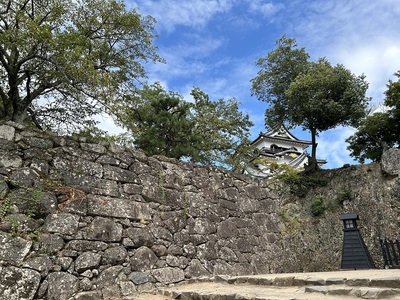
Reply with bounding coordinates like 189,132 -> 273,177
95,114 -> 125,135
336,40 -> 400,104
246,0 -> 284,18
288,0 -> 400,105
121,0 -> 399,168
144,34 -> 226,83
317,127 -> 357,168
129,0 -> 235,32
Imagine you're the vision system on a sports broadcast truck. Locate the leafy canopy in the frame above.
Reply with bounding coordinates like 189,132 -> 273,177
251,35 -> 369,163
346,71 -> 400,163
285,58 -> 369,159
251,35 -> 310,127
121,83 -> 199,159
0,0 -> 162,132
190,87 -> 255,170
120,83 -> 255,171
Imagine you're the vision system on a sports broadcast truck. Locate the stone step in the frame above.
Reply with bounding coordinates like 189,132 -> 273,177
305,285 -> 400,299
156,271 -> 400,300
220,274 -> 400,289
158,283 -> 400,300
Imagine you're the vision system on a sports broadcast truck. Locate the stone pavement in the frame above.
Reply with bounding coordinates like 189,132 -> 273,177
149,269 -> 400,299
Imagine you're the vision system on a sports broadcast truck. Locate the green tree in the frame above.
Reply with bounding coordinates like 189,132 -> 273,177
123,83 -> 198,159
251,35 -> 310,127
0,0 -> 162,132
121,84 -> 255,171
190,87 -> 255,170
251,36 -> 369,166
346,71 -> 400,162
385,71 -> 400,134
346,112 -> 394,163
285,58 -> 369,160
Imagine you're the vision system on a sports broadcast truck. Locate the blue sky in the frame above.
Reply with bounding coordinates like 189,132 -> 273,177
100,0 -> 400,169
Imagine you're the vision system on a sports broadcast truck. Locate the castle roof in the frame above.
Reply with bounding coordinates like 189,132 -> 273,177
251,126 -> 312,149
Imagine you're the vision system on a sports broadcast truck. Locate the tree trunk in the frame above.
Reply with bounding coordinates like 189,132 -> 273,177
302,128 -> 319,173
311,128 -> 317,160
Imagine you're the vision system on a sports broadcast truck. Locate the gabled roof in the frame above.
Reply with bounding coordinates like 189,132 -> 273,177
251,125 -> 312,148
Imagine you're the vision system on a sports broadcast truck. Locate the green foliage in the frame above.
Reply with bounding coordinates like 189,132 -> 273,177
347,70 -> 400,163
311,195 -> 325,217
28,189 -> 44,217
336,190 -> 352,206
0,198 -> 12,220
278,208 -> 301,234
273,163 -> 301,178
325,190 -> 352,211
121,83 -> 199,159
0,0 -> 162,132
159,170 -> 166,214
72,127 -> 118,143
278,172 -> 330,198
251,35 -> 310,127
252,35 -> 369,162
346,113 -> 393,163
119,83 -> 255,171
191,87 -> 255,170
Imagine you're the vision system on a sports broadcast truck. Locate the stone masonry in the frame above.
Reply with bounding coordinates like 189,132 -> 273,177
0,122 -> 399,300
0,122 -> 283,300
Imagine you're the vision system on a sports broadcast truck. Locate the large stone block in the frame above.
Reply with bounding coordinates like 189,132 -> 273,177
126,227 -> 155,247
86,217 -> 122,242
130,246 -> 158,272
151,267 -> 185,284
95,266 -> 124,286
75,252 -> 102,273
184,259 -> 210,278
238,198 -> 260,213
52,157 -> 103,178
129,272 -> 148,284
66,240 -> 108,252
37,234 -> 65,254
217,220 -> 239,238
193,218 -> 216,235
25,136 -> 54,149
0,152 -> 23,168
0,231 -> 32,263
45,213 -> 80,235
23,255 -> 52,277
0,125 -> 15,141
80,143 -> 107,154
87,195 -> 152,220
102,246 -> 128,265
103,165 -> 138,183
47,272 -> 79,300
381,148 -> 400,175
0,266 -> 41,300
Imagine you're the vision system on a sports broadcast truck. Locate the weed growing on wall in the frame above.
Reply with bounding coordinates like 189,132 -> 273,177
0,198 -> 12,220
277,171 -> 330,198
180,174 -> 188,223
336,190 -> 352,206
311,195 -> 325,217
159,170 -> 166,214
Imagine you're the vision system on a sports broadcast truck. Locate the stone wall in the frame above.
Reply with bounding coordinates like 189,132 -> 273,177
0,122 -> 284,300
1,122 -> 399,300
277,149 -> 400,273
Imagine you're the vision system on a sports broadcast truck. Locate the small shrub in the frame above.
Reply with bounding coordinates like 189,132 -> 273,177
336,190 -> 352,206
278,173 -> 330,198
311,195 -> 325,217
